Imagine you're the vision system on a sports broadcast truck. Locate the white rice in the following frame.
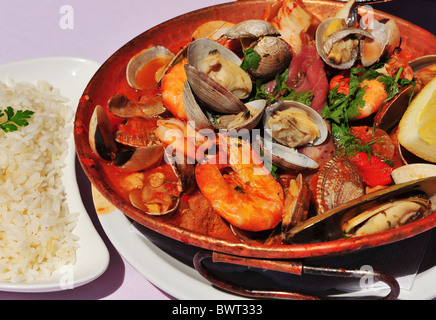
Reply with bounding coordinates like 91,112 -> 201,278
0,79 -> 79,282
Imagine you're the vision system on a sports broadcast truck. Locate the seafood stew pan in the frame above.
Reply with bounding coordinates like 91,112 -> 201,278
75,0 -> 436,263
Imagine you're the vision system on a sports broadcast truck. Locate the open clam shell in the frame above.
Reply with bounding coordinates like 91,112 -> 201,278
182,81 -> 214,131
257,137 -> 319,171
287,176 -> 436,243
185,38 -> 250,114
89,104 -> 118,161
409,54 -> 436,86
315,17 -> 373,70
113,145 -> 165,172
259,100 -> 329,171
128,149 -> 195,216
126,46 -> 175,90
409,54 -> 436,74
360,19 -> 390,67
264,100 -> 329,148
183,80 -> 266,131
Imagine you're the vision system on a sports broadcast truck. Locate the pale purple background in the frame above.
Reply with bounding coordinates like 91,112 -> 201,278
0,0 -> 434,300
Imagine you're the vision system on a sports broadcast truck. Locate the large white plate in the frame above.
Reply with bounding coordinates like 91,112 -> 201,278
0,57 -> 109,292
94,188 -> 436,300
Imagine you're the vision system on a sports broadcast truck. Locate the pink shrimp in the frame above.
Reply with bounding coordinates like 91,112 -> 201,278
195,134 -> 284,232
160,58 -> 188,120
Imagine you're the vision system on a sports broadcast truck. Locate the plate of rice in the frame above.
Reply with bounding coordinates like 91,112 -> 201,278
0,56 -> 109,292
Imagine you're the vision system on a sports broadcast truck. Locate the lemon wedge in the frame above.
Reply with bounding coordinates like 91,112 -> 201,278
398,76 -> 436,163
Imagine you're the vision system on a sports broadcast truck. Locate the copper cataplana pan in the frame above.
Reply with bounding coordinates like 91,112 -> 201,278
74,0 -> 436,299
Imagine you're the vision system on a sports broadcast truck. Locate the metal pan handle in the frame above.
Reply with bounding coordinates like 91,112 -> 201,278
193,250 -> 400,300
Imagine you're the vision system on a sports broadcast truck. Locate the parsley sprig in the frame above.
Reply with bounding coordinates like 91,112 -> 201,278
321,62 -> 415,162
0,106 -> 34,133
239,38 -> 261,72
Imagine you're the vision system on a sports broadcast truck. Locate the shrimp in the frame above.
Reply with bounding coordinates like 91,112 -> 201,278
195,134 -> 284,232
155,118 -> 215,163
160,58 -> 188,120
383,52 -> 414,81
329,74 -> 388,120
356,79 -> 389,119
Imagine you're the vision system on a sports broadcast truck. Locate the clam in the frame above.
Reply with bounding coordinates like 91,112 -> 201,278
260,100 -> 329,171
126,46 -> 175,90
185,38 -> 250,114
360,19 -> 390,67
316,17 -> 373,69
264,100 -> 328,148
224,19 -> 291,81
89,104 -> 118,161
113,145 -> 165,172
258,137 -> 319,171
315,155 -> 365,215
128,149 -> 195,216
183,80 -> 266,132
223,19 -> 281,39
409,54 -> 436,74
287,176 -> 436,243
107,93 -> 168,118
281,173 -> 311,241
89,105 -> 167,172
409,54 -> 436,86
247,36 -> 292,81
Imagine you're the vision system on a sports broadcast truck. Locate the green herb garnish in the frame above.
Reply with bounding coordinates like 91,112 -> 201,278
239,37 -> 261,72
0,106 -> 34,133
251,68 -> 313,105
321,63 -> 415,162
240,48 -> 261,72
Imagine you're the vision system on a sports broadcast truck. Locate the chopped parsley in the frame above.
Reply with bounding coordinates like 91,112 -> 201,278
0,106 -> 34,133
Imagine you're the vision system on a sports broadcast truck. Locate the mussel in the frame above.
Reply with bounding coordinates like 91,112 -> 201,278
341,196 -> 430,238
287,176 -> 436,243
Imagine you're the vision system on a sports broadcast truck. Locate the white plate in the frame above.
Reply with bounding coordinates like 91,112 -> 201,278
95,191 -> 436,300
0,57 -> 109,292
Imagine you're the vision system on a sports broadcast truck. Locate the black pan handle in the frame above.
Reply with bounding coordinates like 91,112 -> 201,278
193,250 -> 400,300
